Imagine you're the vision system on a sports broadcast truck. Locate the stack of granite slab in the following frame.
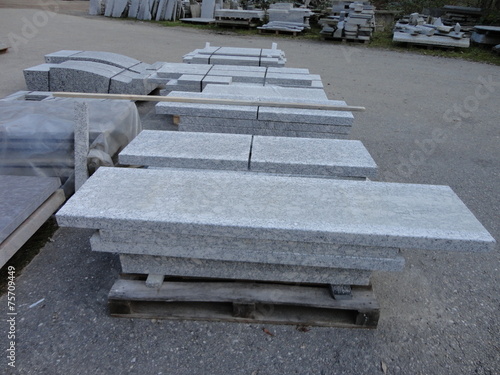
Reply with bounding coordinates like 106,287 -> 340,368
94,0 -> 182,21
214,9 -> 266,28
24,50 -> 161,95
183,43 -> 286,67
151,63 -> 323,93
393,14 -> 470,48
56,166 -> 495,287
155,85 -> 354,139
118,130 -> 378,180
320,1 -> 376,42
259,3 -> 313,34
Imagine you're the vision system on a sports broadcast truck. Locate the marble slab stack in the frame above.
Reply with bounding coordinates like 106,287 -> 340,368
156,85 -> 354,139
56,167 -> 495,286
183,44 -> 286,67
118,130 -> 378,180
24,50 -> 161,95
98,0 -> 181,21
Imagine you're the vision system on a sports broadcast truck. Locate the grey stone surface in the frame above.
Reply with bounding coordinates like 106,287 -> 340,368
202,84 -> 329,101
200,0 -> 216,19
44,50 -> 82,64
119,130 -> 252,170
23,64 -> 55,91
155,102 -> 258,119
109,70 -> 157,95
209,55 -> 260,66
250,136 -> 378,179
25,91 -> 53,101
266,67 -> 310,74
56,167 -> 496,252
214,9 -> 265,19
178,117 -> 351,133
0,176 -> 60,243
49,61 -> 124,93
265,72 -> 316,86
216,47 -> 264,57
209,65 -> 267,73
156,63 -> 212,79
89,0 -> 103,15
207,70 -> 265,84
74,101 -> 90,191
92,232 -> 404,271
258,106 -> 354,126
69,51 -> 145,70
119,254 -> 373,285
178,124 -> 350,139
201,75 -> 232,89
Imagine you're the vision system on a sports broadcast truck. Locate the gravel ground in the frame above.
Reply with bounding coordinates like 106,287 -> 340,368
0,7 -> 499,375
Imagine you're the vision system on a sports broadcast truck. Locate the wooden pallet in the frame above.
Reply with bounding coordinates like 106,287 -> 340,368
258,29 -> 300,37
108,276 -> 380,328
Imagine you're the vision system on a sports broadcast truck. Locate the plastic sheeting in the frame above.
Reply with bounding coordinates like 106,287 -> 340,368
0,98 -> 141,194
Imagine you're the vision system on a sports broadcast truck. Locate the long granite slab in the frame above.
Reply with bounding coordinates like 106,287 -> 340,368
1,176 -> 61,243
156,102 -> 258,119
251,136 -> 377,179
119,130 -> 252,170
91,232 -> 403,271
56,167 -> 495,252
119,254 -> 373,285
258,107 -> 354,126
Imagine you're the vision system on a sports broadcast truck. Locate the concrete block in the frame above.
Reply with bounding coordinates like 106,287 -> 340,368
44,50 -> 82,64
251,136 -> 377,179
23,64 -> 56,91
119,130 -> 252,170
1,176 -> 60,242
119,254 -> 373,285
49,61 -> 124,93
56,167 -> 496,252
92,233 -> 404,271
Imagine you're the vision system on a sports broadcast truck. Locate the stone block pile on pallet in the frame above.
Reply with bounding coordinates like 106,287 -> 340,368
91,0 -> 184,21
258,3 -> 313,35
320,1 -> 376,42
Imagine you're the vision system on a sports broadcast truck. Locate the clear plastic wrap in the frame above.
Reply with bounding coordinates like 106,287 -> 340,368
0,98 -> 141,194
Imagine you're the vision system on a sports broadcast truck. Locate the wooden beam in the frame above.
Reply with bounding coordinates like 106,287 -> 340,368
52,92 -> 365,112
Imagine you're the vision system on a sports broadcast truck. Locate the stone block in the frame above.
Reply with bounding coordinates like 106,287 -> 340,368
23,64 -> 56,91
49,61 -> 124,93
207,70 -> 265,84
202,84 -> 329,101
209,65 -> 267,73
209,55 -> 261,66
265,72 -> 315,86
201,0 -> 216,18
156,63 -> 212,79
258,107 -> 354,126
92,233 -> 404,271
267,67 -> 310,74
69,51 -> 145,70
118,130 -> 252,170
215,47 -> 263,57
155,101 -> 258,119
119,254 -> 373,285
109,70 -> 158,95
201,75 -> 232,89
1,176 -> 60,242
250,136 -> 377,179
44,50 -> 82,64
56,168 -> 496,253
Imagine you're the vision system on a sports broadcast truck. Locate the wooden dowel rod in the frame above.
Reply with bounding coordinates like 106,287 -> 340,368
52,92 -> 365,112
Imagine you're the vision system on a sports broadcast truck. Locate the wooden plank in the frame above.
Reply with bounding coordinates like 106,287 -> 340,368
52,92 -> 365,112
0,190 -> 65,268
107,278 -> 379,328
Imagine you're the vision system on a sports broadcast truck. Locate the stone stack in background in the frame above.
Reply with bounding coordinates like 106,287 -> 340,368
320,1 -> 375,42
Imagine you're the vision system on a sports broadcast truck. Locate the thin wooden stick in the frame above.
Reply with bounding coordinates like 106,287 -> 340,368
52,92 -> 365,112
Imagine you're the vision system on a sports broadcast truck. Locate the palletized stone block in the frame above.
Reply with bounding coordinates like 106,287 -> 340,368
201,75 -> 232,89
202,84 -> 329,101
155,102 -> 258,119
250,136 -> 377,179
258,106 -> 354,126
156,63 -> 212,79
216,47 -> 263,57
49,61 -> 124,93
56,167 -> 495,253
209,55 -> 261,66
207,69 -> 265,84
92,232 -> 403,271
119,130 -> 252,170
23,64 -> 56,91
119,254 -> 373,285
44,50 -> 82,64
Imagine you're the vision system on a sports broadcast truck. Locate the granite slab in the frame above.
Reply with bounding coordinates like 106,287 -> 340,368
250,136 -> 377,179
68,51 -> 146,70
155,102 -> 258,119
209,55 -> 261,66
1,176 -> 61,243
91,233 -> 404,271
178,117 -> 351,133
208,65 -> 267,73
56,168 -> 496,252
202,84 -> 329,101
49,61 -> 124,93
109,70 -> 157,95
156,63 -> 212,79
264,72 -> 315,86
201,76 -> 232,89
44,50 -> 82,64
200,0 -> 216,19
258,107 -> 354,126
118,130 -> 252,170
215,47 -> 264,57
23,64 -> 56,92
119,254 -> 373,285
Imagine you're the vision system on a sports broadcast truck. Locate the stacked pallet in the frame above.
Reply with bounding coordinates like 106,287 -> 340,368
393,14 -> 470,48
440,5 -> 482,33
214,9 -> 265,28
320,1 -> 376,42
183,43 -> 286,67
258,3 -> 313,35
156,85 -> 355,139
